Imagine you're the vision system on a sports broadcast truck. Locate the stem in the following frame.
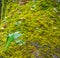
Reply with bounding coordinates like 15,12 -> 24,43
1,0 -> 8,20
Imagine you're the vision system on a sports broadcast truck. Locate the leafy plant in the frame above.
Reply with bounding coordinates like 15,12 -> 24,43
4,31 -> 25,51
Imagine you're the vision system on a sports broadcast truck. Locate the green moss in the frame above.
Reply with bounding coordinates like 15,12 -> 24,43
0,0 -> 60,58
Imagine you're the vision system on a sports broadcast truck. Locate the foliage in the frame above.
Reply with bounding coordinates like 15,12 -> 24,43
4,31 -> 25,51
0,0 -> 60,58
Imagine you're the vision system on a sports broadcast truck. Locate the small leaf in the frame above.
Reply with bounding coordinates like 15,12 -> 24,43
14,32 -> 23,39
15,40 -> 26,46
4,31 -> 23,51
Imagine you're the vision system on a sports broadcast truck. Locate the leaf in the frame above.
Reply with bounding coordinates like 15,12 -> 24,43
15,40 -> 26,46
4,31 -> 23,51
4,33 -> 14,51
13,32 -> 23,39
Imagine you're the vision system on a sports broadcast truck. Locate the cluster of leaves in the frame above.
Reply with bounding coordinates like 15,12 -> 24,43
0,0 -> 60,58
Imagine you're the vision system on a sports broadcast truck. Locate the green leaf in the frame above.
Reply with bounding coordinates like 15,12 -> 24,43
15,40 -> 26,46
4,31 -> 23,51
13,31 -> 23,39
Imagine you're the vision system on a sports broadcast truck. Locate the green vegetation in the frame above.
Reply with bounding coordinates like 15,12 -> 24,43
0,0 -> 60,58
4,31 -> 25,51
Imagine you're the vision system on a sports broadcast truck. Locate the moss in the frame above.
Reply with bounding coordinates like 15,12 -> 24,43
0,0 -> 60,58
